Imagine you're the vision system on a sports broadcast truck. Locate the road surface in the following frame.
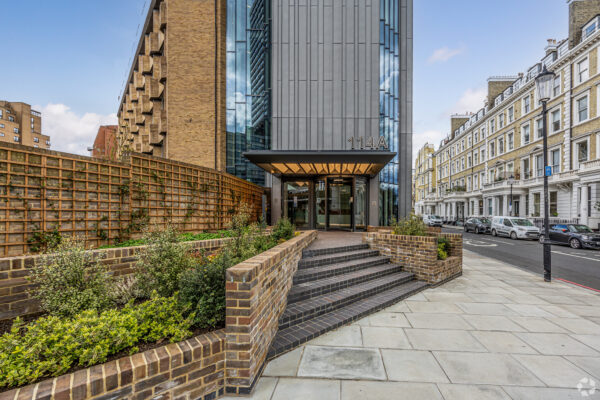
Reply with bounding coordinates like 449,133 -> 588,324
446,226 -> 600,291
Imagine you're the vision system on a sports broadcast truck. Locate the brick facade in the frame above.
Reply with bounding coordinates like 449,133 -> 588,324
0,101 -> 49,149
225,230 -> 317,395
0,237 -> 232,321
363,232 -> 462,285
117,0 -> 227,171
0,330 -> 226,400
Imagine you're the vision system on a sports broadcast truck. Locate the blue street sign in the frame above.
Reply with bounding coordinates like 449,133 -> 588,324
545,166 -> 552,176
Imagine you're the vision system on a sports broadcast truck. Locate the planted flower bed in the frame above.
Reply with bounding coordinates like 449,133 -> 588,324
0,206 -> 297,393
363,215 -> 462,285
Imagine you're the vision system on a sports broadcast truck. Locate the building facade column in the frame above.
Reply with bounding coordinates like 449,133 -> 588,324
581,183 -> 589,225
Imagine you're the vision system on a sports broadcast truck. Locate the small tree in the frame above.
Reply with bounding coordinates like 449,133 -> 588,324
391,214 -> 428,236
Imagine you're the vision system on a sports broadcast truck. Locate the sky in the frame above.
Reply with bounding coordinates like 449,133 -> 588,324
1,0 -> 567,159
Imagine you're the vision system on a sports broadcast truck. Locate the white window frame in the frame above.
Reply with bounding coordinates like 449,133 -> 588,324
535,118 -> 543,140
507,131 -> 514,151
508,106 -> 514,123
575,138 -> 590,168
577,57 -> 589,84
551,107 -> 561,133
553,73 -> 561,97
522,95 -> 531,115
575,93 -> 589,124
499,113 -> 505,129
521,123 -> 531,145
550,146 -> 561,174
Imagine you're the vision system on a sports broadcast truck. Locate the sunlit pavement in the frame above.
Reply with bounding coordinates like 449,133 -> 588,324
223,250 -> 600,400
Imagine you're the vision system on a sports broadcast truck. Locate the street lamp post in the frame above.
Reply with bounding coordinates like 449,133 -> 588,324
535,66 -> 555,282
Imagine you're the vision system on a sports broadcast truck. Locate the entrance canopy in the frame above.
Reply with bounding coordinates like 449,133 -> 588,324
243,150 -> 396,177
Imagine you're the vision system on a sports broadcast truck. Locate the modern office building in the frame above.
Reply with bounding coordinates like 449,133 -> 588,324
423,0 -> 600,230
118,0 -> 413,229
0,101 -> 50,149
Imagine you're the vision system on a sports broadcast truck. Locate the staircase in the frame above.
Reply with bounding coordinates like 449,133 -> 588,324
267,243 -> 428,359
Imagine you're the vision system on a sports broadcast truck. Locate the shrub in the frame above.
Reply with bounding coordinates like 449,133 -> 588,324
271,217 -> 295,242
178,255 -> 227,328
437,237 -> 450,260
391,214 -> 427,236
112,275 -> 141,306
0,296 -> 193,389
135,227 -> 197,298
28,239 -> 113,318
27,229 -> 62,253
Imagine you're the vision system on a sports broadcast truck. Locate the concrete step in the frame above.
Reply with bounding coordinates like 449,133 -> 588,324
293,255 -> 391,284
268,280 -> 429,359
287,263 -> 403,304
280,271 -> 415,329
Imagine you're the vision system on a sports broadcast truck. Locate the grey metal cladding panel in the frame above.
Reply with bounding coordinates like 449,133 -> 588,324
298,117 -> 307,148
323,6 -> 333,81
357,44 -> 367,118
298,82 -> 307,118
358,0 -> 367,43
333,0 -> 342,44
310,6 -> 319,81
323,81 -> 333,116
370,45 -> 379,117
281,0 -> 289,43
332,118 -> 342,149
310,116 -> 318,150
344,2 -> 354,44
332,44 -> 343,118
344,46 -> 355,118
370,0 -> 379,43
323,118 -> 333,149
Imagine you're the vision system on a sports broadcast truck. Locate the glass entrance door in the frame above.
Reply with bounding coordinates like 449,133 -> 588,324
327,178 -> 353,230
284,181 -> 310,229
354,177 -> 367,230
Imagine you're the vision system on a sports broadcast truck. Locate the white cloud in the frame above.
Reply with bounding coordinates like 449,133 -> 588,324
34,103 -> 117,156
428,46 -> 466,64
449,87 -> 487,115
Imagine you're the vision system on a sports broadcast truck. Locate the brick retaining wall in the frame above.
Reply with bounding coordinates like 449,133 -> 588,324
363,232 -> 462,285
0,237 -> 232,321
224,230 -> 317,395
0,330 -> 226,400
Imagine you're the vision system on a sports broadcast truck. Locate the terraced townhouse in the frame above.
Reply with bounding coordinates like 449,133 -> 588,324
413,142 -> 435,215
422,1 -> 600,230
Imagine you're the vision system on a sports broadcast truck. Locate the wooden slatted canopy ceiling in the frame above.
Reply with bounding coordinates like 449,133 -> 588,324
243,151 -> 396,177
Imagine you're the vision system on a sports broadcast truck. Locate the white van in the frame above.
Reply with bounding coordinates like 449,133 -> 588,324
491,216 -> 540,240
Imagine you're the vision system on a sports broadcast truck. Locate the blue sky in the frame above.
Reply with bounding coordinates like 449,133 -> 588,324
1,0 -> 567,157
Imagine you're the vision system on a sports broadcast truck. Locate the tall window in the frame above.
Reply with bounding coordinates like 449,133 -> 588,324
553,75 -> 561,97
577,96 -> 588,122
577,58 -> 589,83
522,124 -> 530,145
474,151 -> 478,165
499,113 -> 505,128
523,158 -> 530,179
577,141 -> 589,164
508,107 -> 514,123
551,149 -> 560,173
490,120 -> 495,134
536,119 -> 543,139
534,193 -> 541,216
481,148 -> 485,162
551,109 -> 560,132
490,142 -> 496,158
13,136 -> 19,142
523,95 -> 531,114
536,154 -> 544,177
549,192 -> 558,215
498,137 -> 504,154
508,132 -> 514,150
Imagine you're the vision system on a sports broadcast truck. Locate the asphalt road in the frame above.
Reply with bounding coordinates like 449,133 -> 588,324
445,226 -> 600,291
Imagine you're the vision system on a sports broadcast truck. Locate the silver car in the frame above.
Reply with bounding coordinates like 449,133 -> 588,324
491,216 -> 540,240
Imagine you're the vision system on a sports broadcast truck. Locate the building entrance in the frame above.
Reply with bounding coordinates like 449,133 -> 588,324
282,176 -> 368,231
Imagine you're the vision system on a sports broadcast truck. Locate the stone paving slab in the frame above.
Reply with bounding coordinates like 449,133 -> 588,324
226,249 -> 600,400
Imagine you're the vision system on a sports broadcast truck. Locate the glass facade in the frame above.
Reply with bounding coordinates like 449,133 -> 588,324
226,0 -> 270,185
379,0 -> 400,225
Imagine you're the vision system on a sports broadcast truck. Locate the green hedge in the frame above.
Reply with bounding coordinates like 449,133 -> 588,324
0,296 -> 193,388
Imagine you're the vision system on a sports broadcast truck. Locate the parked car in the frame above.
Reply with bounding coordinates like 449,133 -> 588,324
539,224 -> 600,249
423,215 -> 443,227
464,217 -> 491,234
491,216 -> 540,240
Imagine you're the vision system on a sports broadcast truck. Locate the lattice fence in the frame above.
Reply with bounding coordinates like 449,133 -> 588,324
0,143 -> 263,257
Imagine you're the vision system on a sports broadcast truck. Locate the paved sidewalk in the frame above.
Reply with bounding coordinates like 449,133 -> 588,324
223,250 -> 600,400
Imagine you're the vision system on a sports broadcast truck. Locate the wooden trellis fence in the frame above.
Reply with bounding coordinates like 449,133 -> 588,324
0,142 -> 263,257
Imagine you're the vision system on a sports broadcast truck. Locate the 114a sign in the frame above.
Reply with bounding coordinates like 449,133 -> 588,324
347,136 -> 389,150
